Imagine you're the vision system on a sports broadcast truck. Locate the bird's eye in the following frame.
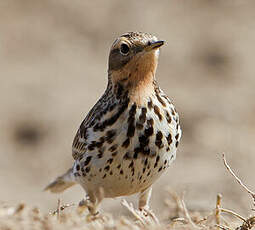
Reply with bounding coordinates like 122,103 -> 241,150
120,43 -> 130,55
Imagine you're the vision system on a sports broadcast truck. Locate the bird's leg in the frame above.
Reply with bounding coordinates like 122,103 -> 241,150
78,188 -> 105,221
139,186 -> 152,211
78,193 -> 99,216
138,187 -> 159,223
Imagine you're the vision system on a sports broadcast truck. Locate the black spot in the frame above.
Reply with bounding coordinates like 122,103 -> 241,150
142,148 -> 150,156
144,127 -> 153,137
154,105 -> 162,121
112,151 -> 118,156
132,168 -> 135,176
171,108 -> 175,116
176,141 -> 179,148
166,133 -> 172,145
97,152 -> 103,158
107,158 -> 113,164
84,156 -> 92,166
93,98 -> 129,132
124,152 -> 132,159
165,111 -> 172,123
148,98 -> 153,110
127,103 -> 137,137
85,167 -> 90,173
175,133 -> 179,140
144,158 -> 148,166
76,164 -> 80,171
103,174 -> 106,179
110,171 -> 113,175
139,135 -> 149,148
105,129 -> 116,144
122,138 -> 130,148
156,93 -> 166,107
158,166 -> 163,172
88,141 -> 96,151
104,165 -> 110,171
129,103 -> 137,118
156,155 -> 160,162
109,144 -> 118,152
120,169 -> 124,174
164,160 -> 167,165
95,137 -> 105,148
127,123 -> 135,137
143,167 -> 146,173
147,170 -> 151,176
155,131 -> 163,149
129,161 -> 134,168
117,164 -> 121,169
139,107 -> 147,124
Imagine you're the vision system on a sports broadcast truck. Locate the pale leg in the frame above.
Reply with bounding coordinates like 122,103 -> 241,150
139,187 -> 152,210
78,191 -> 103,216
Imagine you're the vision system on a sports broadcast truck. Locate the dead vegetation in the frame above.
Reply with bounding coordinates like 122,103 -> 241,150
0,153 -> 254,230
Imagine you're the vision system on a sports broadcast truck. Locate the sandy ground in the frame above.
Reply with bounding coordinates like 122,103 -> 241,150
1,0 -> 255,220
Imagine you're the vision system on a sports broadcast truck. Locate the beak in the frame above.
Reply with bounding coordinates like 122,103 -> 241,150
145,40 -> 165,52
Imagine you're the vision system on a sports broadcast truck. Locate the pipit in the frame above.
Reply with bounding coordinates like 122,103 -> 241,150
45,32 -> 182,215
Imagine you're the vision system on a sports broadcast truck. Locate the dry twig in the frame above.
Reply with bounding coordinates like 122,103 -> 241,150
216,193 -> 222,228
180,194 -> 201,229
215,224 -> 232,230
50,199 -> 75,217
121,199 -> 159,226
222,153 -> 255,205
220,208 -> 246,222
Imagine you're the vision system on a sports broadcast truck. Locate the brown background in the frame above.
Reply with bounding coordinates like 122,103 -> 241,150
1,0 -> 255,217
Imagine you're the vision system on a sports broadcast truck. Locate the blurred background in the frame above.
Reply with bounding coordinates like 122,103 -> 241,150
1,0 -> 255,217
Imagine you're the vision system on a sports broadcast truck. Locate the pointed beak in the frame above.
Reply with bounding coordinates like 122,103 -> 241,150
145,40 -> 165,52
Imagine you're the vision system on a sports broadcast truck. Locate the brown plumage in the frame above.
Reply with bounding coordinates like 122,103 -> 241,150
45,32 -> 182,215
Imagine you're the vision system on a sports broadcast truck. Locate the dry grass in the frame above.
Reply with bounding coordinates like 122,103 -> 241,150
1,154 -> 254,230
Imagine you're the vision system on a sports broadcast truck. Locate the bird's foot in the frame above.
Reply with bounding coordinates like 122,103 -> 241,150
77,197 -> 98,217
121,199 -> 159,225
139,206 -> 159,224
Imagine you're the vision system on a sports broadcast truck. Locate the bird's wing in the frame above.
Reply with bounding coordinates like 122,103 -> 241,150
71,82 -> 116,160
72,98 -> 103,160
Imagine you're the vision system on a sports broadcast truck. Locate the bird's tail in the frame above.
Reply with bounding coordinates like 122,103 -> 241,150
44,168 -> 76,193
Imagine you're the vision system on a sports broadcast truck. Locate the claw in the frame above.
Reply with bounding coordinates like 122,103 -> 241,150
121,199 -> 159,225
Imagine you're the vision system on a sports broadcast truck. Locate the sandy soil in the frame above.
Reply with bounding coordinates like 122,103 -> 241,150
1,0 -> 255,222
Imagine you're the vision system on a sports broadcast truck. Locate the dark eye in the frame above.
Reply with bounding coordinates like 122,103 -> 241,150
120,43 -> 130,55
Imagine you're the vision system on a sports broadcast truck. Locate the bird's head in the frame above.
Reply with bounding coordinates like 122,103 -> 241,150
108,32 -> 164,92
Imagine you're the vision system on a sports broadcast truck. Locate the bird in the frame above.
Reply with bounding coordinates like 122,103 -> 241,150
45,32 -> 182,216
